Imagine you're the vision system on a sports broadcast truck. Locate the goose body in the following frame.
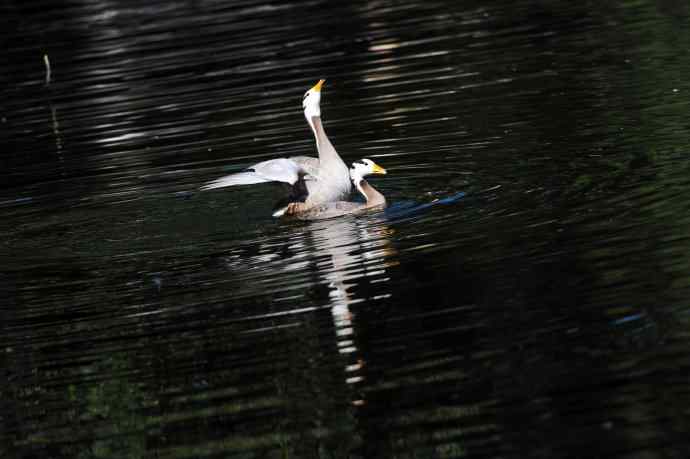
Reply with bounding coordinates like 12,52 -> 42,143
284,159 -> 388,220
201,80 -> 351,214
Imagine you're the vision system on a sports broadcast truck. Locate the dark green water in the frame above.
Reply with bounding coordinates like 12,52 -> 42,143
2,0 -> 690,458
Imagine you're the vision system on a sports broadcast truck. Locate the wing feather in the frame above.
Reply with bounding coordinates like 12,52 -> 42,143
201,158 -> 308,191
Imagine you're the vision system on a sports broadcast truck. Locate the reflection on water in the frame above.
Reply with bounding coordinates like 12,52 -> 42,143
285,216 -> 396,395
173,213 -> 399,456
3,0 -> 690,457
216,213 -> 398,455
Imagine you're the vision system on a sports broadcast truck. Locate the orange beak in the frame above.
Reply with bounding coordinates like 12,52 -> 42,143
311,79 -> 326,92
371,161 -> 387,174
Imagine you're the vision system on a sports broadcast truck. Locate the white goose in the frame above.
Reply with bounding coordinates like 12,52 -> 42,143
201,80 -> 351,216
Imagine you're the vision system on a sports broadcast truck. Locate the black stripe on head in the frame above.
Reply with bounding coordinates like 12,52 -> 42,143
352,160 -> 366,168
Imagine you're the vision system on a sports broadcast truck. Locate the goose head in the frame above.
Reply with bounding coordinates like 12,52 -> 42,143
303,79 -> 324,121
350,158 -> 387,183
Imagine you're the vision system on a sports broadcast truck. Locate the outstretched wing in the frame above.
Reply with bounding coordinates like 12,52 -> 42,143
201,158 -> 310,191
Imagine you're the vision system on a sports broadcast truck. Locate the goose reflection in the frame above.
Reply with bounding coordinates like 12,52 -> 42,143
307,214 -> 396,395
222,212 -> 397,405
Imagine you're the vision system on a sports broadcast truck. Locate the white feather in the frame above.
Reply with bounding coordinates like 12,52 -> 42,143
200,158 -> 306,191
200,173 -> 271,190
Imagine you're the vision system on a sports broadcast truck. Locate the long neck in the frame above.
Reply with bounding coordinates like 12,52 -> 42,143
310,116 -> 339,162
356,179 -> 386,207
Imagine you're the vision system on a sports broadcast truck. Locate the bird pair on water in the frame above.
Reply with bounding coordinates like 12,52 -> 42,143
201,80 -> 388,219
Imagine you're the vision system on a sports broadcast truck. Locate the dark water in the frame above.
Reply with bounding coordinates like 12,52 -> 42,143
3,0 -> 690,457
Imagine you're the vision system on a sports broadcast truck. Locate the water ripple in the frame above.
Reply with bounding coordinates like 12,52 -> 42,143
3,0 -> 690,457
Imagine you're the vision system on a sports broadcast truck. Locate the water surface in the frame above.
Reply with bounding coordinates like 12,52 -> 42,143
2,0 -> 690,458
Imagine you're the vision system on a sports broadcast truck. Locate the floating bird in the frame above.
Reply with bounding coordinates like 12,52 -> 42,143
281,158 -> 387,219
201,80 -> 351,216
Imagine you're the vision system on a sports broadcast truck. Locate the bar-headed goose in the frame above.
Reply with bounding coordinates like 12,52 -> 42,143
281,158 -> 387,219
201,80 -> 351,215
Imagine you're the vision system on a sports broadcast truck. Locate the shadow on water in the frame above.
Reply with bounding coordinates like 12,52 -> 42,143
2,0 -> 690,458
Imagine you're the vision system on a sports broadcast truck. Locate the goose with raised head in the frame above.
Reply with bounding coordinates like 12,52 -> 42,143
283,158 -> 388,220
201,80 -> 351,215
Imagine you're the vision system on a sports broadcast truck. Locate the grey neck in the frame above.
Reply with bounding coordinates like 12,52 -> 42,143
311,116 -> 338,161
357,179 -> 386,207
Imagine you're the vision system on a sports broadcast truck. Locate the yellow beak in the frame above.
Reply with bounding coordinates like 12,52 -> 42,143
312,79 -> 326,92
371,162 -> 387,175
